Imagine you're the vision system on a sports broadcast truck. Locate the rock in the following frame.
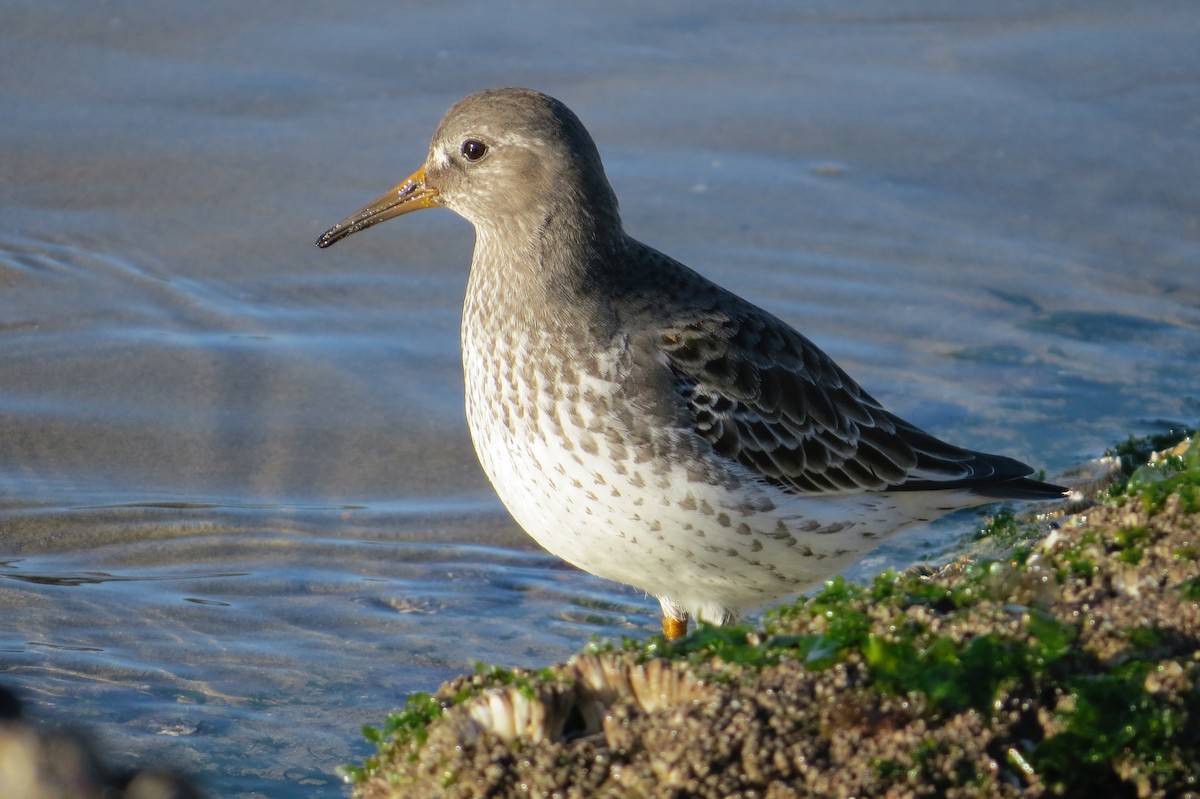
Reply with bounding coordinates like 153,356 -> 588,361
350,435 -> 1200,799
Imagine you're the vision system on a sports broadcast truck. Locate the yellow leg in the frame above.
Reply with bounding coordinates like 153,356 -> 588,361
662,613 -> 689,641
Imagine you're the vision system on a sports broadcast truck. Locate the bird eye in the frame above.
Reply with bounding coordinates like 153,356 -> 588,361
461,139 -> 488,162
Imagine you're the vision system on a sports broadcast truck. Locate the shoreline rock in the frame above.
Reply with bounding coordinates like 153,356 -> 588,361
350,433 -> 1200,799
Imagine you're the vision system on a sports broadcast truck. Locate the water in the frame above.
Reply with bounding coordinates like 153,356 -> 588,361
2,1 -> 1198,796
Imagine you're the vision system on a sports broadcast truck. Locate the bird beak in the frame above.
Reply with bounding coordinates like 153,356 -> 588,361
315,166 -> 440,248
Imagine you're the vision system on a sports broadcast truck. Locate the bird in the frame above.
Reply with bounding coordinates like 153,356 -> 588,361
316,87 -> 1065,640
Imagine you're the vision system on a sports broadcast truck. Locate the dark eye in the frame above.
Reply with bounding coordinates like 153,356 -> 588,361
461,139 -> 487,162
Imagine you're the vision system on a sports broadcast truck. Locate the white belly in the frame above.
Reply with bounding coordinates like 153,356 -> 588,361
461,331 -> 927,621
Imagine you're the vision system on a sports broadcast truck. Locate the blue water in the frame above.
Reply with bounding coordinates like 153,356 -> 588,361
2,2 -> 1198,796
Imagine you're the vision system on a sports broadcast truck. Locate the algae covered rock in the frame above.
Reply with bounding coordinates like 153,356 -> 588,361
350,434 -> 1200,799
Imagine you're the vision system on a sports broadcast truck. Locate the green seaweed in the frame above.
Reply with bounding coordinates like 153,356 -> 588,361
1107,427 -> 1196,478
667,624 -> 780,668
975,507 -> 1018,542
869,756 -> 904,780
762,559 -> 1199,792
1125,442 -> 1200,514
1037,667 -> 1195,791
341,692 -> 449,783
471,662 -> 550,700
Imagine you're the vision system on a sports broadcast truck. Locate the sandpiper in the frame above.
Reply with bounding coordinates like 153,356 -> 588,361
317,88 -> 1064,640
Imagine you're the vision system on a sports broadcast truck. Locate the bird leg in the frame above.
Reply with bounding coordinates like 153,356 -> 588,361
658,596 -> 690,640
662,614 -> 689,640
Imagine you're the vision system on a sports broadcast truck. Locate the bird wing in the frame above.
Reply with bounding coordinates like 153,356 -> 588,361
657,309 -> 1034,495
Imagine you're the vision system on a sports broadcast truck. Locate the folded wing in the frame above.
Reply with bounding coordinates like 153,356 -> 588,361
659,310 -> 1062,499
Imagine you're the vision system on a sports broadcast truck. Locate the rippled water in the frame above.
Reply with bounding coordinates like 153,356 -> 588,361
2,2 -> 1198,796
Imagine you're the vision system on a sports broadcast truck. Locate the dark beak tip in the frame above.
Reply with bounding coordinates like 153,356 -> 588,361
315,228 -> 342,249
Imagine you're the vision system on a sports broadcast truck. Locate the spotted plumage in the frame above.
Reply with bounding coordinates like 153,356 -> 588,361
317,87 -> 1065,638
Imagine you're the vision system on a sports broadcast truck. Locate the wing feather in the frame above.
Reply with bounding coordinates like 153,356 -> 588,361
660,309 -> 1036,496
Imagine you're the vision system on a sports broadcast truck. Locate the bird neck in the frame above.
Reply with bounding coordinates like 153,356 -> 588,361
470,195 -> 626,310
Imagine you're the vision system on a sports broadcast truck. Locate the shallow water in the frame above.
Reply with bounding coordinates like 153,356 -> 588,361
2,1 -> 1198,796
